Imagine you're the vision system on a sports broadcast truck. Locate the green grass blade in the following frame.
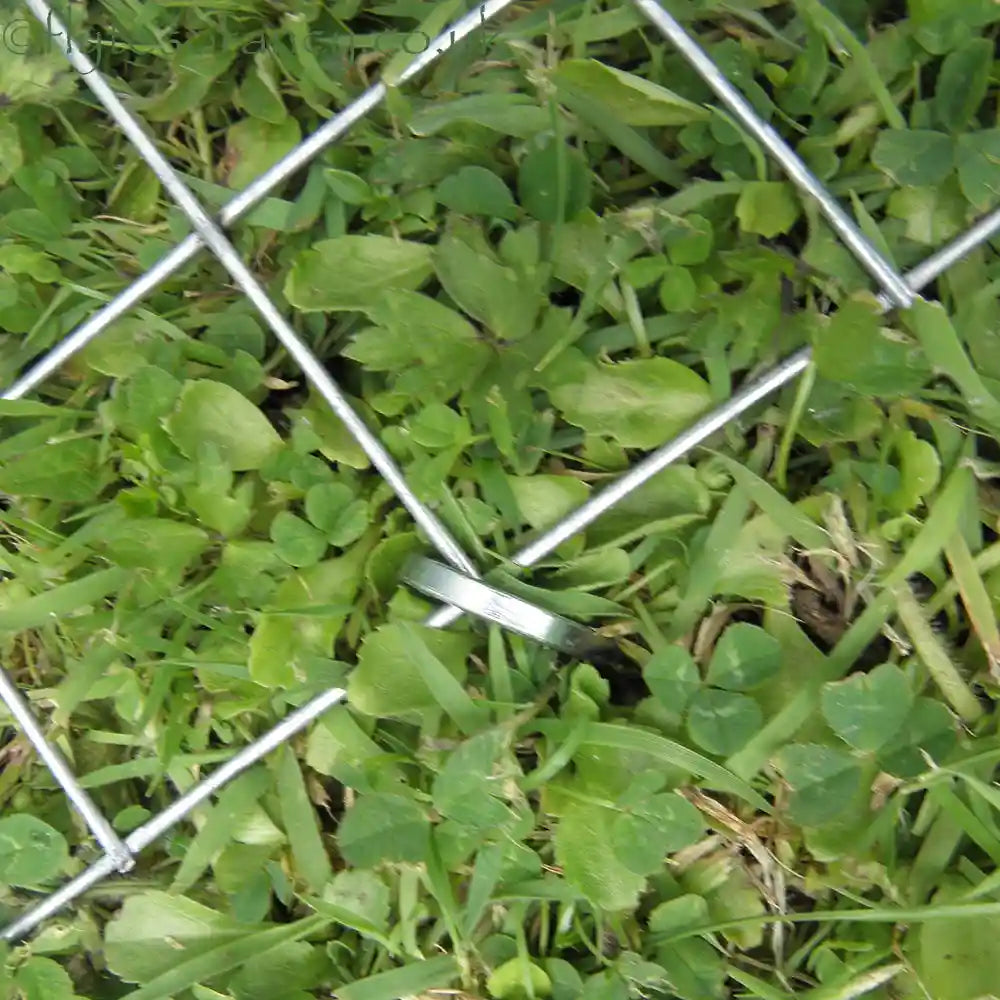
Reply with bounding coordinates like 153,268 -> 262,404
337,956 -> 460,1000
532,720 -> 770,812
944,530 -> 1000,672
400,622 -> 488,735
277,744 -> 334,894
894,584 -> 982,722
711,453 -> 830,552
791,0 -> 906,129
121,914 -> 330,1000
171,768 -> 271,893
0,567 -> 131,632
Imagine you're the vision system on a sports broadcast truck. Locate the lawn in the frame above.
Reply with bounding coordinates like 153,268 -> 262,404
2,0 -> 1000,998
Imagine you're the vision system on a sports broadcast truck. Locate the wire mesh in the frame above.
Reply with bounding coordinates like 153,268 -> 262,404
3,0 -> 1000,943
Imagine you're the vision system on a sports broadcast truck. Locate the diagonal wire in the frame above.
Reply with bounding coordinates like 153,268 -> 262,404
1,686 -> 347,942
22,0 -> 478,582
632,0 -> 915,310
0,667 -> 133,872
6,198 -> 1000,943
2,0 -> 520,402
424,205 -> 1000,629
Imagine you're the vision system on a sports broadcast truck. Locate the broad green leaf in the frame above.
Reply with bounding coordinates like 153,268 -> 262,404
409,404 -> 471,450
166,380 -> 282,471
0,815 -> 67,887
324,168 -> 373,204
955,129 -> 1000,210
541,351 -> 711,449
551,59 -> 708,126
554,802 -> 646,911
610,793 -> 704,876
506,474 -> 591,532
408,94 -> 549,137
813,296 -> 930,396
226,941 -> 330,1000
487,958 -> 553,1000
102,519 -> 208,587
821,663 -> 914,752
250,548 -> 367,688
666,215 -> 714,266
706,624 -> 781,692
880,463 -> 973,590
348,622 -> 474,719
643,646 -> 701,715
934,38 -> 993,132
118,915 -> 329,1000
306,706 -> 400,788
433,227 -> 542,341
14,957 -> 77,1000
775,744 -> 865,827
686,690 -> 762,756
696,861 -> 767,950
432,730 -> 516,830
104,892 -> 255,984
0,45 -> 76,106
0,437 -> 100,501
436,166 -> 518,219
587,466 -> 708,547
735,182 -> 801,238
138,36 -> 236,121
566,665 -> 608,720
518,136 -> 593,224
292,393 -> 373,470
656,933 -> 727,998
236,52 -> 288,124
0,244 -> 59,283
347,289 -> 490,402
877,697 -> 956,778
658,265 -> 698,312
285,236 -> 434,311
918,908 -> 1000,1000
886,179 -> 967,246
117,365 -> 183,434
871,129 -> 955,186
885,429 -> 941,513
649,894 -> 710,935
305,483 -> 369,546
337,793 -> 430,868
270,511 -> 328,568
615,954 -> 670,993
308,892 -> 395,954
322,869 -> 390,931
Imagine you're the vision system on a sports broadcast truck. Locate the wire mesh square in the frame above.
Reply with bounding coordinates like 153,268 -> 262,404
2,0 -> 1000,943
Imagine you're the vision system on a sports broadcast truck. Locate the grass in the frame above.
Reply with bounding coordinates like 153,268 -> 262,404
2,0 -> 1000,998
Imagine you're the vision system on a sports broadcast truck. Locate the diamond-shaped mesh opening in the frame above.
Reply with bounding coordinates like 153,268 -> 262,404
2,0 -> 1000,942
